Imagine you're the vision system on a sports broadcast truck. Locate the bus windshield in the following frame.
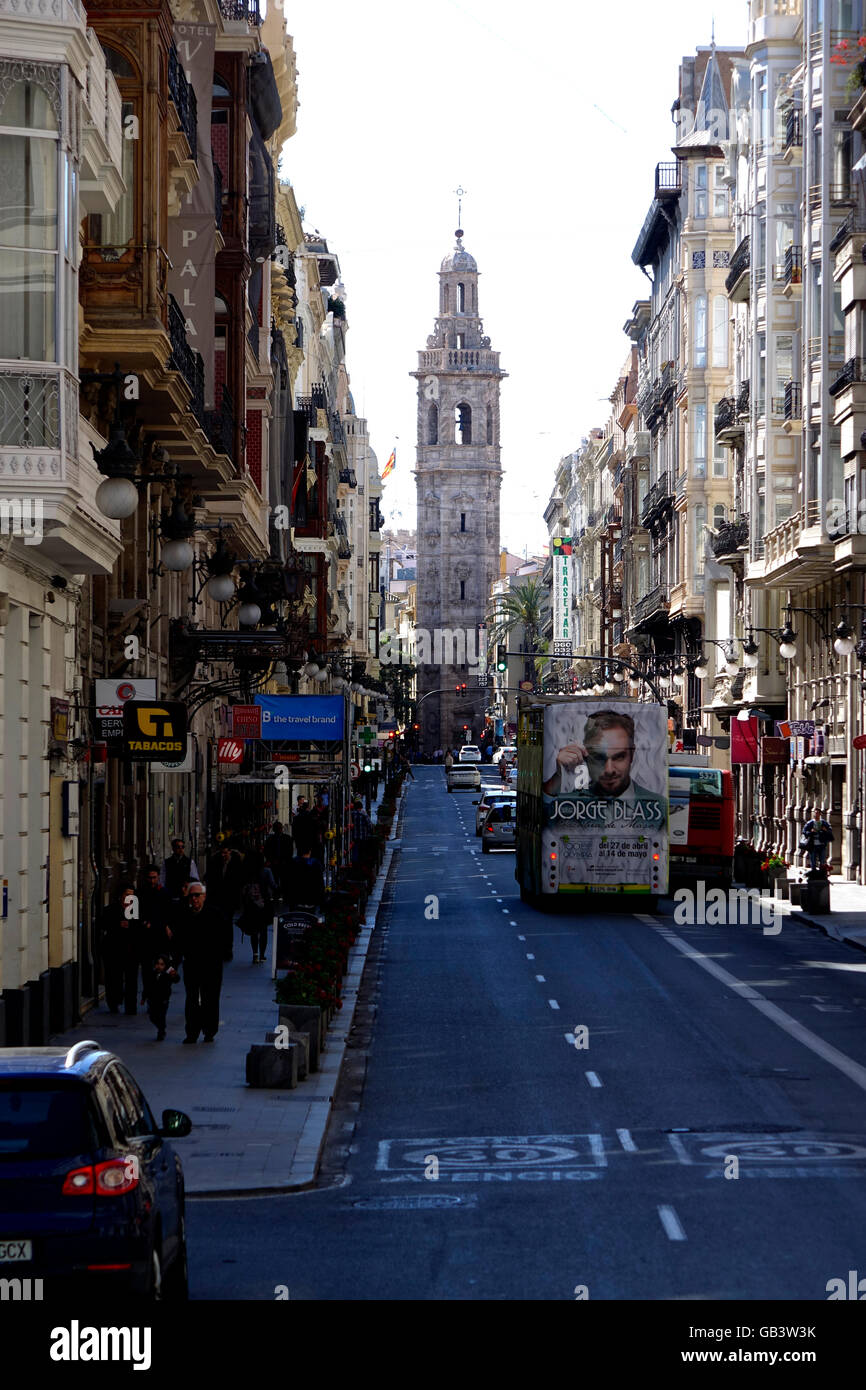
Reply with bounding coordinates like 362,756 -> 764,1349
670,768 -> 723,798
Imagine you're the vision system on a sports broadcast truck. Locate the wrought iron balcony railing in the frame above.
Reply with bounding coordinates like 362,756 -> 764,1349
725,235 -> 750,296
784,380 -> 802,421
829,356 -> 863,397
655,162 -> 681,198
213,156 -> 223,231
205,386 -> 234,462
218,0 -> 261,22
710,516 -> 749,557
784,107 -> 802,152
736,379 -> 750,416
783,243 -> 802,286
632,584 -> 669,625
168,43 -> 198,161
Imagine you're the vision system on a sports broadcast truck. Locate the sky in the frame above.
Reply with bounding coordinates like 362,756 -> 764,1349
278,0 -> 748,557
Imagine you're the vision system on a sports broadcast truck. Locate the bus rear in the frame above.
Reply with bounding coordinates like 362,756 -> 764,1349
516,695 -> 669,905
669,762 -> 735,889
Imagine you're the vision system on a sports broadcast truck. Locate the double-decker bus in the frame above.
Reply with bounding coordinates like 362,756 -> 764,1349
669,756 -> 735,890
515,695 -> 669,906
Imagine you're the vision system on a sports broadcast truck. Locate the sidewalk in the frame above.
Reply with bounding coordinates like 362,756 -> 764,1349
50,794 -> 403,1196
752,873 -> 866,953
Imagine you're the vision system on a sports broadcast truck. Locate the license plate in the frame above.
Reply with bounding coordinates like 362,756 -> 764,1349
0,1240 -> 32,1263
589,886 -> 620,893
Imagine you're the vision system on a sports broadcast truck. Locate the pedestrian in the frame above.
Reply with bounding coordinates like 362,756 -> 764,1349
801,805 -> 834,873
159,838 -> 199,903
239,849 -> 277,963
444,748 -> 454,771
351,796 -> 373,864
205,843 -> 245,919
101,884 -> 141,1015
138,865 -> 172,1000
292,797 -> 320,853
174,881 -> 229,1043
400,753 -> 415,781
284,844 -> 326,911
142,953 -> 180,1041
263,820 -> 292,892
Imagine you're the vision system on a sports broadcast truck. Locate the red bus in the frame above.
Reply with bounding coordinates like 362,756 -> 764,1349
668,762 -> 735,889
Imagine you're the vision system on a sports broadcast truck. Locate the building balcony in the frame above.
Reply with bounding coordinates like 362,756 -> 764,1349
168,42 -> 198,162
641,472 -> 674,524
829,355 -> 863,398
783,244 -> 802,296
0,365 -> 123,574
711,515 -> 749,563
783,107 -> 802,161
218,0 -> 262,23
726,235 -> 750,301
830,359 -> 866,457
655,162 -> 682,199
414,347 -> 503,373
631,583 -> 670,627
758,500 -> 834,590
79,26 -> 124,218
715,395 -> 745,445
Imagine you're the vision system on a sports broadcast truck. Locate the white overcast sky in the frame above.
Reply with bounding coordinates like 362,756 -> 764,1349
279,0 -> 747,557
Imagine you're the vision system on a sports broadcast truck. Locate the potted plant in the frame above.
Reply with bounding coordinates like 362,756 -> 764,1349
761,854 -> 789,896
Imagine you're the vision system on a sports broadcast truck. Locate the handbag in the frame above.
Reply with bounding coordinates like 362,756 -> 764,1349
798,832 -> 812,851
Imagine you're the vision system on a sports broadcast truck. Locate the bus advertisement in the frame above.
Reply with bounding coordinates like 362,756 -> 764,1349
516,696 -> 669,903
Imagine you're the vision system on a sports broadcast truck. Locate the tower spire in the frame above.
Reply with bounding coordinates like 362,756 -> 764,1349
454,184 -> 466,233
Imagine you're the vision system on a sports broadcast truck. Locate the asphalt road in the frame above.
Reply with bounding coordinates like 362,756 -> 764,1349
189,766 -> 866,1300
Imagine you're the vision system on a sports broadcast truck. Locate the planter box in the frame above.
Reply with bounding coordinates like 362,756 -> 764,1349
772,877 -> 789,901
789,881 -> 802,906
278,1004 -> 323,1068
801,880 -> 831,914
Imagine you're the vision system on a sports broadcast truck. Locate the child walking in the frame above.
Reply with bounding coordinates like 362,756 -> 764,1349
144,953 -> 179,1040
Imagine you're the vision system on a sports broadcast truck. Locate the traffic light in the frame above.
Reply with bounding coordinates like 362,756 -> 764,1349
454,682 -> 467,694
463,724 -> 468,731
496,646 -> 507,672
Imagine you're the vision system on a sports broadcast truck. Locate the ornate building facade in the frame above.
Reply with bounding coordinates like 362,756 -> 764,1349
411,228 -> 506,752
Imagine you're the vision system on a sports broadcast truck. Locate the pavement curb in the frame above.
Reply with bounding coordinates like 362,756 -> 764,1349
189,784 -> 407,1198
748,885 -> 866,955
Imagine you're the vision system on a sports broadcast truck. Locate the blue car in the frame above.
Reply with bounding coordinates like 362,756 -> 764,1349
0,1041 -> 191,1299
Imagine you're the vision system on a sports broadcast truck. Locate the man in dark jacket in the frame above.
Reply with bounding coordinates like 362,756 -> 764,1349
291,798 -> 319,854
174,881 -> 229,1042
160,839 -> 199,903
205,845 -> 245,917
263,822 -> 292,893
138,865 -> 173,998
101,885 -> 142,1015
284,846 -> 326,910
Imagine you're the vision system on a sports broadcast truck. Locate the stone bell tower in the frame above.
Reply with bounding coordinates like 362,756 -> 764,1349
410,227 -> 506,754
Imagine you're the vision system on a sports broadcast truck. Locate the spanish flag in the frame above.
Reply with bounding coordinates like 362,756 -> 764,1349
381,447 -> 396,482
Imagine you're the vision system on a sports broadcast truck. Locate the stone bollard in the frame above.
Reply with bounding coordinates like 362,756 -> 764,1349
245,1042 -> 298,1088
278,1005 -> 322,1071
266,1028 -> 309,1081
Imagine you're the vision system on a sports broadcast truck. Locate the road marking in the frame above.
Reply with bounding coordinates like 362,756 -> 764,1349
536,974 -> 546,983
510,920 -> 517,925
496,897 -> 503,902
653,924 -> 866,1095
526,953 -> 535,960
565,1033 -> 576,1046
549,999 -> 560,1010
585,1071 -> 602,1088
617,1128 -> 638,1153
517,934 -> 526,941
658,1204 -> 687,1241
667,1134 -> 694,1165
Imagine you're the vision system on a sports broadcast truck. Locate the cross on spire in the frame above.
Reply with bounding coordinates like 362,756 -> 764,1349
454,184 -> 466,231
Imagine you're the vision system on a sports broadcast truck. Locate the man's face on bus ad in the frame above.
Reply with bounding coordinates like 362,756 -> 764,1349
585,726 -> 634,797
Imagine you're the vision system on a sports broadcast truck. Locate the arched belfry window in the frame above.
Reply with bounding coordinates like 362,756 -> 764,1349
427,401 -> 438,444
486,404 -> 493,445
455,402 -> 471,445
442,284 -> 450,313
456,282 -> 465,313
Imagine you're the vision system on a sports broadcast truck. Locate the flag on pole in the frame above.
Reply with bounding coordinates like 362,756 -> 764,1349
381,447 -> 396,481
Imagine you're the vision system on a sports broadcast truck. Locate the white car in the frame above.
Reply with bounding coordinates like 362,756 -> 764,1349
473,788 -> 516,835
458,745 -> 481,763
492,746 -> 517,766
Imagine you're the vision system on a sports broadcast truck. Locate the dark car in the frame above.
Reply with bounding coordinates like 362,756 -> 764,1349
0,1041 -> 191,1299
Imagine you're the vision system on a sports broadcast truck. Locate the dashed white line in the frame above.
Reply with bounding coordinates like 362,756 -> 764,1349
535,974 -> 546,983
517,935 -> 526,941
525,953 -> 535,960
585,1071 -> 602,1088
658,1205 -> 687,1241
617,1128 -> 638,1153
564,1033 -> 575,1046
667,1134 -> 693,1165
548,999 -> 560,1011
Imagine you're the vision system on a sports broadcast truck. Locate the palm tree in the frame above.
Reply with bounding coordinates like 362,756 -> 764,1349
488,577 -> 546,684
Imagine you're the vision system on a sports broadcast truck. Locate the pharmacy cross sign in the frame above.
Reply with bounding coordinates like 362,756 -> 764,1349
358,726 -> 376,746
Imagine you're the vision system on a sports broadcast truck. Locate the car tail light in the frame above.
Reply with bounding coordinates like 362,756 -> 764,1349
63,1159 -> 140,1197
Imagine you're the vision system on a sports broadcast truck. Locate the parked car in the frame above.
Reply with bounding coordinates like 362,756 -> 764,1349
481,801 -> 516,852
458,745 -> 482,763
506,765 -> 518,788
473,789 -> 516,836
0,1041 -> 192,1299
492,746 -> 517,766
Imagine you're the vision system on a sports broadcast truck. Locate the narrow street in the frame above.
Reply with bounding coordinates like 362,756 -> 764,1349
189,768 -> 866,1300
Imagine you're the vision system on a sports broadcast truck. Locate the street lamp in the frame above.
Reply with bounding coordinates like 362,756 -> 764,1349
834,620 -> 857,657
778,625 -> 797,661
742,635 -> 760,669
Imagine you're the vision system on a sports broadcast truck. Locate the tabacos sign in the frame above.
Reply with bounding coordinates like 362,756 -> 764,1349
122,702 -> 188,761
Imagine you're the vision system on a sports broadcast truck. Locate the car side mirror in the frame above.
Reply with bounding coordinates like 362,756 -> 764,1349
160,1108 -> 192,1138
472,800 -> 479,804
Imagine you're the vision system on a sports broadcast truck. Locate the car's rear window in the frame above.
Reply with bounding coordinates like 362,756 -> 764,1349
490,805 -> 515,822
0,1082 -> 98,1159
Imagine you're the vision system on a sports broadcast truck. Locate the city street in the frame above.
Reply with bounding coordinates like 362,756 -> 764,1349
188,767 -> 866,1301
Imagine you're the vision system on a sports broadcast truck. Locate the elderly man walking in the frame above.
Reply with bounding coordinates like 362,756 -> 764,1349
174,881 -> 229,1044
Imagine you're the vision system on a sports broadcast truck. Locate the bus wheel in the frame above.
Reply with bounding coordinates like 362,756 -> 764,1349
519,883 -> 535,906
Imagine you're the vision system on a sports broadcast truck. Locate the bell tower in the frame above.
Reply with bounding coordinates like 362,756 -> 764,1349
411,227 -> 506,753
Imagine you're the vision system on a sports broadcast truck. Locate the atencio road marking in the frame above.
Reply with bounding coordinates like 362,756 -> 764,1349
658,1204 -> 687,1241
652,922 -> 866,1095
